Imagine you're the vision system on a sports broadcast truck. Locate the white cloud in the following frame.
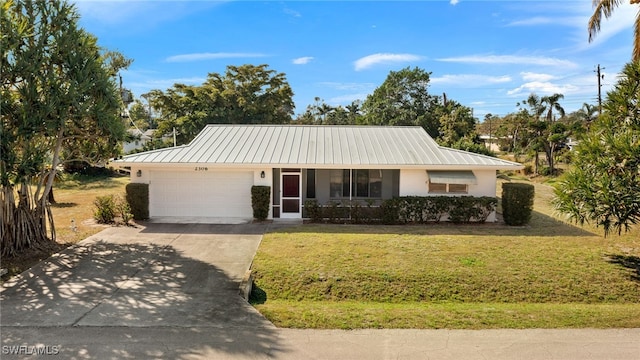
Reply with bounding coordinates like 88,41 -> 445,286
437,54 -> 577,68
506,17 -> 552,27
166,52 -> 268,63
354,53 -> 423,71
292,56 -> 314,65
327,93 -> 369,106
520,72 -> 557,82
507,82 -> 579,97
284,8 -> 301,18
431,74 -> 512,86
450,0 -> 460,5
318,82 -> 376,91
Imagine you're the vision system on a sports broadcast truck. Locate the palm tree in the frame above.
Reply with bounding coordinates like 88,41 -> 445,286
576,103 -> 599,131
588,0 -> 640,60
541,93 -> 565,123
539,94 -> 566,174
518,94 -> 546,175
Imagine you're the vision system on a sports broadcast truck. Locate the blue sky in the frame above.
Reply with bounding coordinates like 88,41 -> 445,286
74,0 -> 635,120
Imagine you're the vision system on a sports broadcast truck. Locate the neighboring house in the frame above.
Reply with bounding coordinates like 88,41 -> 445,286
113,125 -> 522,222
478,134 -> 501,153
566,138 -> 580,151
122,128 -> 156,154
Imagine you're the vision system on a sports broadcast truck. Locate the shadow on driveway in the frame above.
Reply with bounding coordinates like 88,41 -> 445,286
1,227 -> 284,359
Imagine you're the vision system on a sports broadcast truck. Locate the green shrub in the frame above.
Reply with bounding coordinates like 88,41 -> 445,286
502,182 -> 535,226
448,197 -> 480,224
115,194 -> 134,225
475,196 -> 499,223
380,198 -> 400,224
251,186 -> 271,221
425,197 -> 450,223
380,196 -> 497,224
324,201 -> 342,223
304,199 -> 323,222
93,195 -> 116,223
523,164 -> 534,175
125,183 -> 149,220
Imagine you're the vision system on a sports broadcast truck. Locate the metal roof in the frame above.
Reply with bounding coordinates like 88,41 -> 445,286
113,125 -> 522,169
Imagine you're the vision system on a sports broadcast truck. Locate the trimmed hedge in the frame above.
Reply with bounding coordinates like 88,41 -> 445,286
502,182 -> 534,226
306,196 -> 497,224
125,183 -> 149,220
388,196 -> 497,224
304,199 -> 323,223
251,186 -> 271,221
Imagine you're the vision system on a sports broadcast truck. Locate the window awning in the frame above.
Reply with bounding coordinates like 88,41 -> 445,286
427,170 -> 477,185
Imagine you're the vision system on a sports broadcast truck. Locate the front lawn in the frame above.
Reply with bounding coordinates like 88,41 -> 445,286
250,181 -> 640,329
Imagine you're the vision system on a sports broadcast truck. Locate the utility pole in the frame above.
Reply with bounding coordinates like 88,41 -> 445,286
595,64 -> 604,113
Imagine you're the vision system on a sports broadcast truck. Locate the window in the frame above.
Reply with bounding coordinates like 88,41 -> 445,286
429,182 -> 447,193
330,169 -> 349,198
428,182 -> 468,194
448,184 -> 468,193
370,170 -> 382,198
355,169 -> 369,197
331,169 -> 383,198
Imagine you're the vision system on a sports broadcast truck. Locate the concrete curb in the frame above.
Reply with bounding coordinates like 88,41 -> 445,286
239,269 -> 254,301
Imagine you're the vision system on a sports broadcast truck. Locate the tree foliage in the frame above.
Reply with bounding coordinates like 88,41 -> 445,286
588,0 -> 640,61
361,67 -> 440,137
516,93 -> 568,174
554,61 -> 640,236
1,0 -> 127,255
149,64 -> 294,144
295,98 -> 362,125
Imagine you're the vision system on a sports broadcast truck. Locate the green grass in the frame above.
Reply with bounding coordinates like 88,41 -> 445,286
256,301 -> 640,329
251,181 -> 640,329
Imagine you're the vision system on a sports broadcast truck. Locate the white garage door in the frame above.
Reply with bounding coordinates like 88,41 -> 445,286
149,170 -> 254,218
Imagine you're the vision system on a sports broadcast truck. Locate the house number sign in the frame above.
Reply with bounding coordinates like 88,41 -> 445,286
195,167 -> 208,171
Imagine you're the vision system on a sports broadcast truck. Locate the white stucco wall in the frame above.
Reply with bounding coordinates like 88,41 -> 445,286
127,166 -> 274,219
399,169 -> 499,222
399,169 -> 497,197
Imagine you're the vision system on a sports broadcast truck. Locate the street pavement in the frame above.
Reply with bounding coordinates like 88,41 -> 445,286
1,223 -> 638,359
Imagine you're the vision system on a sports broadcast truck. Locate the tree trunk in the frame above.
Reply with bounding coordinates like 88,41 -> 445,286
47,185 -> 56,204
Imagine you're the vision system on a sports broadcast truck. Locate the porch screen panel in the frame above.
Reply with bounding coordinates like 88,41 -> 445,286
282,199 -> 299,213
370,170 -> 382,198
306,169 -> 316,199
282,174 -> 300,197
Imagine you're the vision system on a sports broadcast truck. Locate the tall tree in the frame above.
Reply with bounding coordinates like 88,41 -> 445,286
437,100 -> 477,146
540,93 -> 566,174
1,0 -> 128,256
129,99 -> 154,131
150,64 -> 294,144
518,94 -> 546,174
554,61 -> 640,236
588,0 -> 640,60
361,67 -> 440,137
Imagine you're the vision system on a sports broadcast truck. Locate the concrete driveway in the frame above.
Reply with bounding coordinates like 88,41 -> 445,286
2,223 -> 639,359
1,223 -> 285,358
